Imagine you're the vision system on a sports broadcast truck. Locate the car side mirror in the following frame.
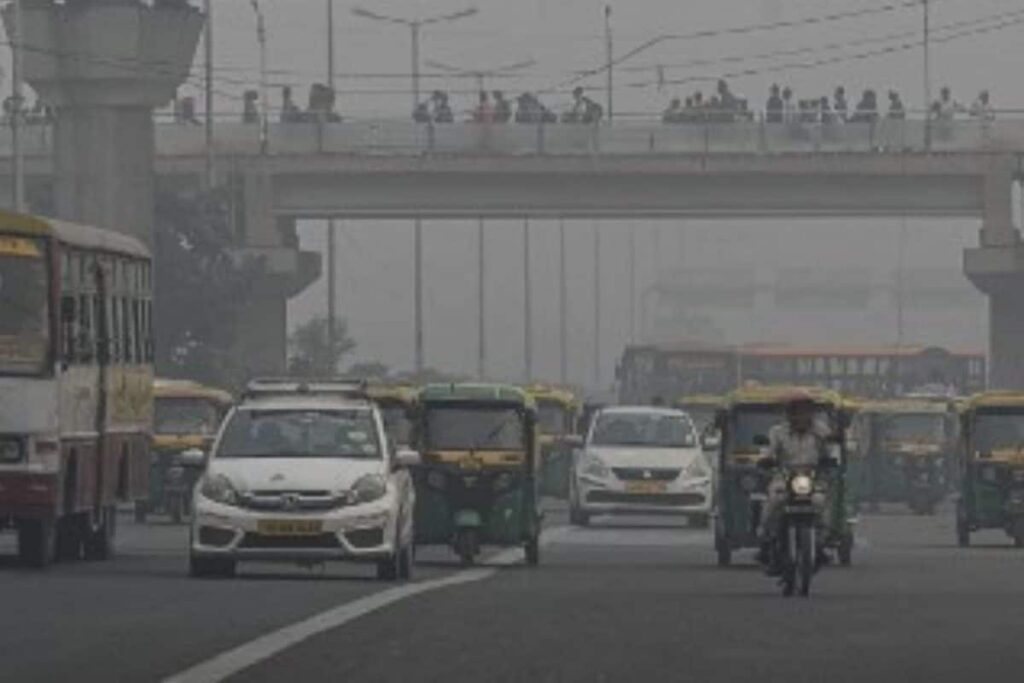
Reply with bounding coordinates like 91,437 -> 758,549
753,434 -> 770,447
394,448 -> 421,469
179,448 -> 206,467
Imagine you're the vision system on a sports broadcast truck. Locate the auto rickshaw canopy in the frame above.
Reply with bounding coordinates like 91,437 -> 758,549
153,378 -> 233,407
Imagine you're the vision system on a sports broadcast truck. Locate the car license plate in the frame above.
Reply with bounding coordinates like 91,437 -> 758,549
257,519 -> 322,536
625,481 -> 667,494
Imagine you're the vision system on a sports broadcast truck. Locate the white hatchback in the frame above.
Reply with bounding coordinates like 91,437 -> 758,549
189,393 -> 417,579
570,406 -> 713,526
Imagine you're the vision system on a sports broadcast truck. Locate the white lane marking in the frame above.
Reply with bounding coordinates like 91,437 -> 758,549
163,527 -> 571,683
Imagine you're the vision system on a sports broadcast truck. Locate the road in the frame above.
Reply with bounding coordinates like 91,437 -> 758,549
3,504 -> 1024,683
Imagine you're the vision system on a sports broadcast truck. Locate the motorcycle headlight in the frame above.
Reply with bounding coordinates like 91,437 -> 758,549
580,454 -> 610,479
199,474 -> 239,506
350,474 -> 387,504
790,474 -> 813,496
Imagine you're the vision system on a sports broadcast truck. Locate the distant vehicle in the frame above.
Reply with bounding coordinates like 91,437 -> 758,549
0,211 -> 154,568
136,379 -> 233,524
411,383 -> 543,566
525,384 -> 582,498
189,381 -> 418,579
570,406 -> 713,527
955,391 -> 1024,548
618,343 -> 986,403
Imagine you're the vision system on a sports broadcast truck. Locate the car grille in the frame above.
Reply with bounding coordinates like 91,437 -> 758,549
587,491 -> 705,506
238,533 -> 342,550
345,528 -> 385,549
198,526 -> 236,548
241,490 -> 343,512
611,467 -> 681,482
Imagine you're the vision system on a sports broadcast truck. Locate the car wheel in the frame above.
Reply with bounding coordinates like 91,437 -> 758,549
689,514 -> 710,530
189,555 -> 236,579
398,541 -> 414,580
55,514 -> 84,562
377,550 -> 401,581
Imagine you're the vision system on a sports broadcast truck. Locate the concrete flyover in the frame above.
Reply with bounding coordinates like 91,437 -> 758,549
2,117 -> 1023,382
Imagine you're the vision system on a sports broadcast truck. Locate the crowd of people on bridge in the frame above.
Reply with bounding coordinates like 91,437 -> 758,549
661,79 -> 998,127
411,86 -> 603,125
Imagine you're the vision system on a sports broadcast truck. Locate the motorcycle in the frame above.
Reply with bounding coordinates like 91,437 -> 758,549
760,459 -> 833,597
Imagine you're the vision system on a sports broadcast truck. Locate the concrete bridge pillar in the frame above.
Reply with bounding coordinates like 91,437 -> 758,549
3,0 -> 203,245
964,156 -> 1024,388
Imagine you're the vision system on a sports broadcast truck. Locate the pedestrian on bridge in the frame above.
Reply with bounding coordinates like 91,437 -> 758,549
887,91 -> 905,120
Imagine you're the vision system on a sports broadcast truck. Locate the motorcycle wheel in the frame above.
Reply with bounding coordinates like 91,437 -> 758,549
779,528 -> 796,597
956,502 -> 970,548
797,525 -> 814,597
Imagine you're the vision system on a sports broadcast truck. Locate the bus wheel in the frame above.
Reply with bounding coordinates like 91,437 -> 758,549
18,518 -> 55,568
84,507 -> 116,561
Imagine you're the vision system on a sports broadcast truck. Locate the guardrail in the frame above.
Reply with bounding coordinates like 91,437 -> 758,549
0,117 -> 1019,158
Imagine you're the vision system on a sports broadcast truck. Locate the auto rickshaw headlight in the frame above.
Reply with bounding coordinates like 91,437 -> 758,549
350,474 -> 387,504
200,474 -> 239,506
790,474 -> 813,496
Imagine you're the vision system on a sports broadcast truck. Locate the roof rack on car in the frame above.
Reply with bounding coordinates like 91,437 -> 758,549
243,377 -> 369,400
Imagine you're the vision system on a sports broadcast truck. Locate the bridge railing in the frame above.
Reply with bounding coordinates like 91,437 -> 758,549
0,115 -> 1020,158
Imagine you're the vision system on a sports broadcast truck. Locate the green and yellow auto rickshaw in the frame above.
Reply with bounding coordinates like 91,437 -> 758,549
854,398 -> 956,514
137,379 -> 233,523
714,385 -> 854,566
526,384 -> 581,499
956,391 -> 1024,547
366,383 -> 418,449
412,383 -> 543,566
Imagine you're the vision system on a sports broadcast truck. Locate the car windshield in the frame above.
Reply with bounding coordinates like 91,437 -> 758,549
537,399 -> 570,435
379,404 -> 413,447
973,411 -> 1024,453
591,412 -> 697,448
425,407 -> 525,450
881,414 -> 946,443
217,409 -> 380,459
155,398 -> 221,436
0,236 -> 50,376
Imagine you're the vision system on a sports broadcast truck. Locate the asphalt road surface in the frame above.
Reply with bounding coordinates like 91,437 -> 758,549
3,504 -> 1024,683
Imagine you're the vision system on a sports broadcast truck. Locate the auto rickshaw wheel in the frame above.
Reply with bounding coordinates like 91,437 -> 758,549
1010,519 -> 1024,549
838,537 -> 853,567
455,529 -> 478,567
955,504 -> 971,547
569,504 -> 589,527
715,540 -> 732,567
524,535 -> 540,567
17,518 -> 55,568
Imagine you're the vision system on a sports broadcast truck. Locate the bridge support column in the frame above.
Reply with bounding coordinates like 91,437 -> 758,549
964,159 -> 1024,388
4,1 -> 203,244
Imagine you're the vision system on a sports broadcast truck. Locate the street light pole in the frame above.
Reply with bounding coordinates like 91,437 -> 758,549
593,223 -> 602,390
478,217 -> 486,379
922,0 -> 931,149
559,219 -> 568,386
203,0 -> 214,190
250,1 -> 269,153
411,23 -> 421,111
628,225 -> 636,344
11,0 -> 25,212
604,4 -> 614,123
326,0 -> 337,358
524,218 -> 533,382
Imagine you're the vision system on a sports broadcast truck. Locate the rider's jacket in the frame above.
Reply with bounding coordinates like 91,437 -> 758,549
768,421 -> 829,468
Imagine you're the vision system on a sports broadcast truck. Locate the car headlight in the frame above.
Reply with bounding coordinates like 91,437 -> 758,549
683,457 -> 710,481
790,474 -> 813,496
199,474 -> 239,506
350,474 -> 387,504
580,454 -> 610,479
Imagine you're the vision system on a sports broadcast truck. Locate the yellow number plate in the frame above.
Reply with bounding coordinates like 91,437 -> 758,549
257,519 -> 323,536
626,481 -> 667,494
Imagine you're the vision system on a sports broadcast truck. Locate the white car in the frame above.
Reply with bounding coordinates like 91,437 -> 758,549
570,406 -> 713,527
189,391 -> 417,579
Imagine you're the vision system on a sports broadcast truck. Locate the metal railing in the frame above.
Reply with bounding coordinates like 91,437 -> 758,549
0,113 -> 1019,159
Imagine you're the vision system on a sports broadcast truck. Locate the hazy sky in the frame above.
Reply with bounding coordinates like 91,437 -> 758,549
177,0 -> 1012,389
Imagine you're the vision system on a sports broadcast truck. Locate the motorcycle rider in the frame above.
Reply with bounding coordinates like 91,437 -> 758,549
758,391 -> 832,573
